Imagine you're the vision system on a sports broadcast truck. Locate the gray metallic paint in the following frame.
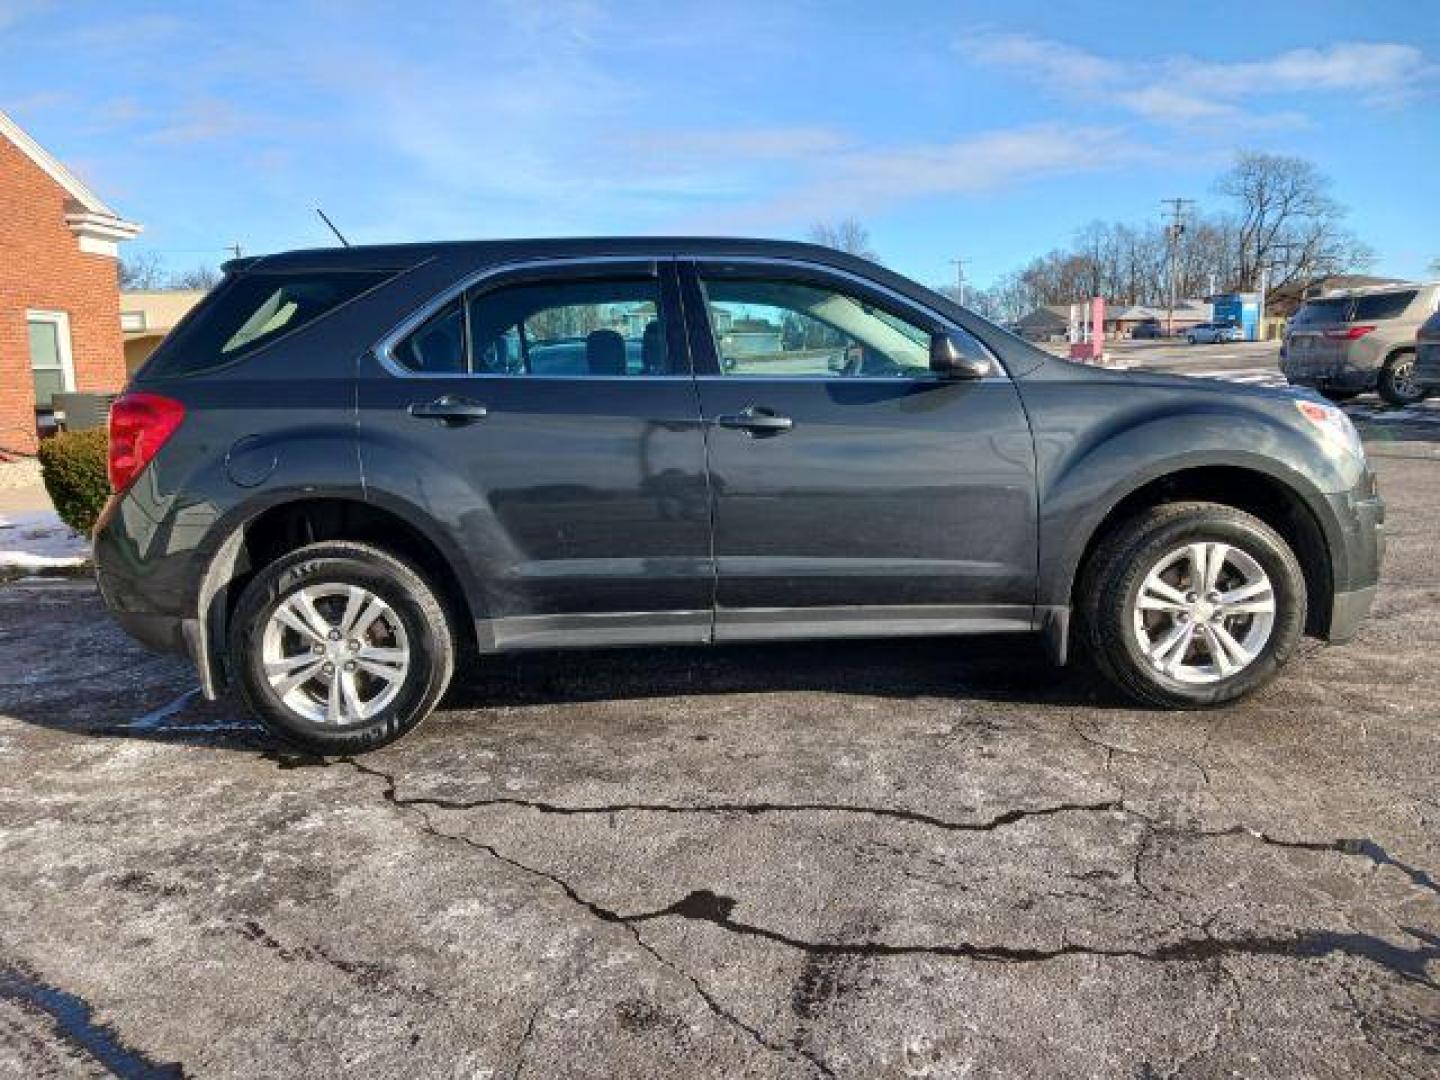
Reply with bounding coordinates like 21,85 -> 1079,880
92,238 -> 1383,695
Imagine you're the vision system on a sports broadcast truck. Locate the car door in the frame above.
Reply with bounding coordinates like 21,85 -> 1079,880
678,258 -> 1037,641
356,258 -> 714,649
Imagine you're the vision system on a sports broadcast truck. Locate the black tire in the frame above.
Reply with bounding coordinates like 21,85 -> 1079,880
229,541 -> 455,754
1377,350 -> 1425,407
1319,389 -> 1360,403
1077,502 -> 1306,709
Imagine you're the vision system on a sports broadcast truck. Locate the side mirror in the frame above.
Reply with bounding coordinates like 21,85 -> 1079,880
929,332 -> 991,379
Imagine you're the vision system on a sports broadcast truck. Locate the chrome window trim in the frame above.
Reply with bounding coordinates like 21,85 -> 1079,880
372,252 -> 1010,383
689,255 -> 1010,383
374,255 -> 676,380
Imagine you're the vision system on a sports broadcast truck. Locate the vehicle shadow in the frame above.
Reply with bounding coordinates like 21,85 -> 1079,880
1346,404 -> 1440,449
0,630 -> 1120,758
443,633 -> 1114,711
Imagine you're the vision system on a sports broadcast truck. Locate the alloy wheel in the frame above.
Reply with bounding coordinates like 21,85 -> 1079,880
1130,542 -> 1275,685
260,584 -> 411,724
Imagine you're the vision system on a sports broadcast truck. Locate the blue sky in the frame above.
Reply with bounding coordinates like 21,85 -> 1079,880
2,0 -> 1436,290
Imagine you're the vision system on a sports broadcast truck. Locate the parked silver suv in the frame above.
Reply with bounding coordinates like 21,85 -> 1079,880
1281,282 -> 1439,405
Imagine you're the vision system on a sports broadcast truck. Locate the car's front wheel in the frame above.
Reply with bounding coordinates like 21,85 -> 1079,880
229,542 -> 455,753
1079,503 -> 1306,708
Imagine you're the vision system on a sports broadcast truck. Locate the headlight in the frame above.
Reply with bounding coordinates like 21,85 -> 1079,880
1295,398 -> 1365,459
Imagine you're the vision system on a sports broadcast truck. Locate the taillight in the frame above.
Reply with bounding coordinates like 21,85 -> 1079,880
1323,325 -> 1376,340
108,392 -> 186,493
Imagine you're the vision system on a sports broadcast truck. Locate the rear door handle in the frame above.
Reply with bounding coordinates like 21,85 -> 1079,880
408,395 -> 488,424
716,405 -> 793,436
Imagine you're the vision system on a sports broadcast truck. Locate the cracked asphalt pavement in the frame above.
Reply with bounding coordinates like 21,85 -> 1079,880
1,429 -> 1438,1077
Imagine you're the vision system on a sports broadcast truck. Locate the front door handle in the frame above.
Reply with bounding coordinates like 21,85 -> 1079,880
408,395 -> 488,424
716,405 -> 793,436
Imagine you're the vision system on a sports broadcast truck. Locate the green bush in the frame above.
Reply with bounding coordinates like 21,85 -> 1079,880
38,429 -> 110,536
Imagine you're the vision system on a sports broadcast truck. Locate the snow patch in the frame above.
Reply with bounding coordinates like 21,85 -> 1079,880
0,510 -> 90,569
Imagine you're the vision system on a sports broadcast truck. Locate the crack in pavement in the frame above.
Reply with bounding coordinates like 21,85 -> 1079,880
1337,979 -> 1430,1080
334,758 -> 1440,1009
1159,960 -> 1242,1079
0,961 -> 185,1079
356,783 -> 1126,835
323,753 -> 1440,906
340,759 -> 837,1078
1067,720 -> 1212,787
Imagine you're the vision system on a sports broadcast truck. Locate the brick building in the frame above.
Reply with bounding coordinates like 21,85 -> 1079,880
0,109 -> 140,455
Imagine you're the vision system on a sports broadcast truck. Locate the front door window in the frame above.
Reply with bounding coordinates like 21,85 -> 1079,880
699,278 -> 934,378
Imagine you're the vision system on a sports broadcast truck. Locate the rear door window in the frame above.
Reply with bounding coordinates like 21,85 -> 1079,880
389,275 -> 679,377
145,269 -> 393,377
1352,291 -> 1418,321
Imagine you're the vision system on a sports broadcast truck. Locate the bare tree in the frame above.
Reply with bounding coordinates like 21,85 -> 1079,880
807,219 -> 881,264
1216,152 -> 1372,291
171,264 -> 222,291
119,251 -> 166,290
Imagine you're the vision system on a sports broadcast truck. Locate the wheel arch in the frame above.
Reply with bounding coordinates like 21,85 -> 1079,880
1058,464 -> 1336,645
195,495 -> 478,694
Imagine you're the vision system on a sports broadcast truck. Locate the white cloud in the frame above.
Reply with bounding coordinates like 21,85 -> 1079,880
966,34 -> 1431,128
678,124 -> 1142,231
1176,43 -> 1427,99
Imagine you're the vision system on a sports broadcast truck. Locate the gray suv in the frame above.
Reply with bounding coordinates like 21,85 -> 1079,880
1281,283 -> 1439,405
93,238 -> 1385,753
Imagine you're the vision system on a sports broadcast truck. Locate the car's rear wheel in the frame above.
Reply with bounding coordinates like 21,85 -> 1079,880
229,542 -> 454,753
1378,350 -> 1425,407
1079,502 -> 1306,709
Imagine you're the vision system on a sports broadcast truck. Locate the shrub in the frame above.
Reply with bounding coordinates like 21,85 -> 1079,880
38,429 -> 110,536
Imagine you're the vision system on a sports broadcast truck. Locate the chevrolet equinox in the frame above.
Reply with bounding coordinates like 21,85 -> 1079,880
93,239 -> 1385,752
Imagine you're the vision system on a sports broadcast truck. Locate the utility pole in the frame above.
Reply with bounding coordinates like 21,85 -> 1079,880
1255,240 -> 1302,341
949,257 -> 969,307
1161,198 -> 1195,336
227,242 -> 243,260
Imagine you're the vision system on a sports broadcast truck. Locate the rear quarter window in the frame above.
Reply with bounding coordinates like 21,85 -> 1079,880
143,269 -> 393,377
1351,290 -> 1419,321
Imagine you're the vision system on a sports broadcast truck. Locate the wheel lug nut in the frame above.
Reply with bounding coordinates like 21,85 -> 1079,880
322,662 -> 334,675
344,661 -> 356,672
312,643 -> 324,654
348,639 -> 360,651
328,630 -> 341,641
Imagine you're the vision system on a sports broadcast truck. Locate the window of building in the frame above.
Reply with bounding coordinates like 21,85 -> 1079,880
26,311 -> 74,410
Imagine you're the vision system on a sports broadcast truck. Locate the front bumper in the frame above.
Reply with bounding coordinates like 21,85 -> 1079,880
1322,477 -> 1385,642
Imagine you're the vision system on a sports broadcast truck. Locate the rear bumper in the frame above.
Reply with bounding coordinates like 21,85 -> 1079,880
108,607 -> 188,654
1281,362 -> 1376,392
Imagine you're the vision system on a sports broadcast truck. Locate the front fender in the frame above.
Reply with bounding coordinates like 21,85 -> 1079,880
1023,386 -> 1361,609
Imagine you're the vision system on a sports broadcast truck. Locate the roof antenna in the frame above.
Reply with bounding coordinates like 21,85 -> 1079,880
315,207 -> 350,247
